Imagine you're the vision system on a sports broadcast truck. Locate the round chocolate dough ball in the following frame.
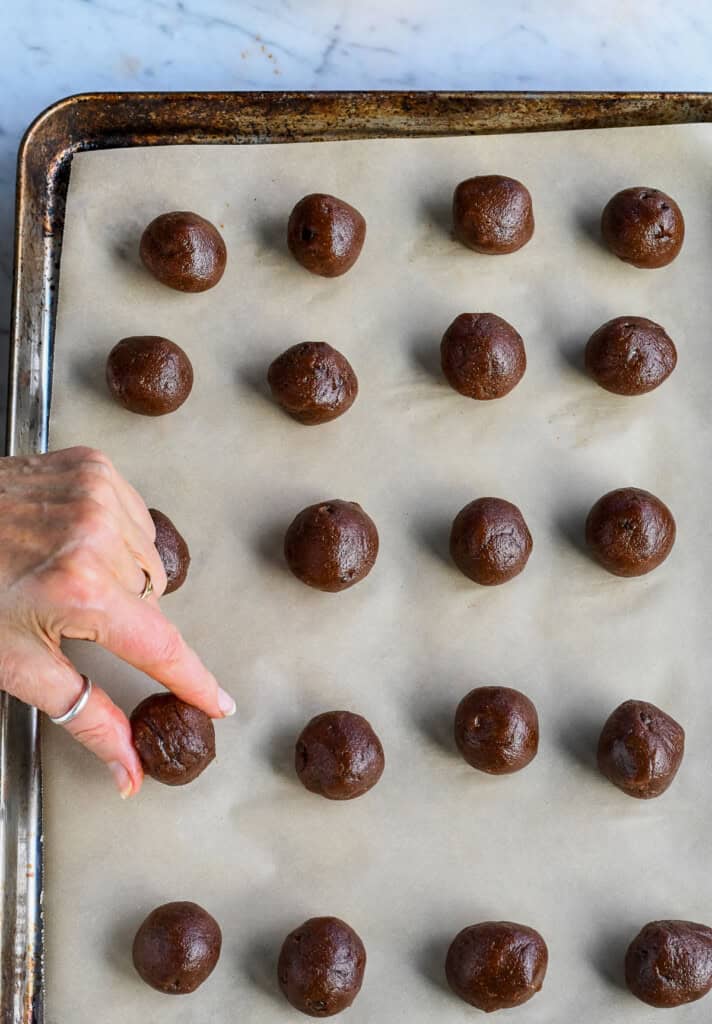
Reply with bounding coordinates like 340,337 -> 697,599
130,692 -> 215,786
585,487 -> 675,577
597,699 -> 684,799
267,342 -> 358,424
149,508 -> 191,593
278,916 -> 366,1017
441,313 -> 526,399
284,500 -> 379,592
601,187 -> 684,269
140,211 -> 227,292
585,316 -> 677,396
450,497 -> 533,585
295,711 -> 384,800
446,921 -> 548,1012
287,193 -> 366,277
106,335 -> 193,416
452,175 -> 534,255
454,686 -> 539,774
626,920 -> 712,1008
133,901 -> 222,994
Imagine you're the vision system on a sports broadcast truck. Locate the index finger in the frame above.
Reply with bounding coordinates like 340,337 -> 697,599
98,582 -> 236,719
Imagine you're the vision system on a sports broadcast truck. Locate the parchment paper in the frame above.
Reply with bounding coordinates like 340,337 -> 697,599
46,125 -> 712,1023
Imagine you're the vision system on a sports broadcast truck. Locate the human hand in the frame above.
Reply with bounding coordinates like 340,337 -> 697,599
0,446 -> 235,797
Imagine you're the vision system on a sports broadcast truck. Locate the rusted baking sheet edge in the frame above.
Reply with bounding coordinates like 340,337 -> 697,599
4,91 -> 712,1024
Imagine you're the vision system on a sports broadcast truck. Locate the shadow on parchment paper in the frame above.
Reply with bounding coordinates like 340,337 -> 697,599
236,357 -> 272,402
253,517 -> 289,574
112,224 -> 145,277
105,909 -> 144,982
559,333 -> 588,379
575,204 -> 606,255
255,213 -> 288,261
556,712 -> 604,773
410,328 -> 443,382
412,514 -> 452,572
420,194 -> 453,242
243,929 -> 283,1003
554,503 -> 591,561
411,695 -> 455,759
590,925 -> 632,992
73,349 -> 111,403
414,932 -> 453,997
264,723 -> 299,782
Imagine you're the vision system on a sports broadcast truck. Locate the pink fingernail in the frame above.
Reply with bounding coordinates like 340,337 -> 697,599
217,687 -> 236,717
108,761 -> 133,799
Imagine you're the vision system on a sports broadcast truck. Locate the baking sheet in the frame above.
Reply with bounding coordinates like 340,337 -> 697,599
46,125 -> 712,1023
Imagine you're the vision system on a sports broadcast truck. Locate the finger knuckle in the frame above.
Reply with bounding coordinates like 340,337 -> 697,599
70,717 -> 112,748
81,447 -> 113,473
72,496 -> 109,538
49,554 -> 101,609
75,465 -> 114,504
155,624 -> 185,668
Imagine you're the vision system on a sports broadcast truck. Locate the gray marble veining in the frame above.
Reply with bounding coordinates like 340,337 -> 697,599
1,0 -> 712,436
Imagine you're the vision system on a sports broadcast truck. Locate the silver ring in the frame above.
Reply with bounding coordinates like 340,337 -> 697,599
139,569 -> 153,600
49,675 -> 93,726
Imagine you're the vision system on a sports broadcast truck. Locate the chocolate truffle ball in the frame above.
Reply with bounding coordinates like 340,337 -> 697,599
441,313 -> 526,399
601,187 -> 684,269
295,711 -> 385,800
450,497 -> 533,585
106,335 -> 193,416
278,916 -> 366,1017
597,699 -> 684,799
284,500 -> 379,593
287,194 -> 366,277
130,693 -> 215,786
267,342 -> 358,424
585,316 -> 677,396
446,921 -> 548,1012
585,487 -> 675,577
133,901 -> 221,994
453,175 -> 534,255
625,920 -> 712,1008
454,686 -> 539,774
140,211 -> 227,292
149,508 -> 190,594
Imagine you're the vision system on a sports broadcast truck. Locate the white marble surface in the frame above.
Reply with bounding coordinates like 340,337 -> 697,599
2,0 -> 712,434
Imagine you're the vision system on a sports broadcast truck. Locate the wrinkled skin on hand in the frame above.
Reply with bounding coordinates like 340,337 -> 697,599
0,446 -> 234,796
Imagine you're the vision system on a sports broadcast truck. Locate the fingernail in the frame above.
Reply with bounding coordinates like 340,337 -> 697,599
108,761 -> 133,799
217,687 -> 236,717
